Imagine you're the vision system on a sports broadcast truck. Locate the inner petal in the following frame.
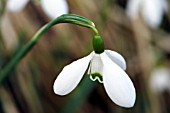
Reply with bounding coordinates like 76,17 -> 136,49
90,73 -> 103,83
90,54 -> 103,83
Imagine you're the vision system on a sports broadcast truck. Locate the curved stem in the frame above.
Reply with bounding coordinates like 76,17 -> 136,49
61,14 -> 95,26
61,19 -> 98,35
0,14 -> 98,84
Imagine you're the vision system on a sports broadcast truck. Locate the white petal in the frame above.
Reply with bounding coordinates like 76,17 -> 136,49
126,0 -> 141,19
41,0 -> 69,19
7,0 -> 29,12
150,67 -> 170,93
90,53 -> 103,83
87,52 -> 95,75
142,0 -> 165,28
90,54 -> 103,74
105,50 -> 126,70
53,53 -> 92,95
101,53 -> 136,108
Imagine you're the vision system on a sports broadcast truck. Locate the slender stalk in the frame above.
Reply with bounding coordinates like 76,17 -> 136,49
0,14 -> 98,84
63,14 -> 95,26
61,19 -> 98,35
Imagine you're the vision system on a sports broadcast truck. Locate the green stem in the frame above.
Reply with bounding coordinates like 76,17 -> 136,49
0,14 -> 98,84
61,19 -> 98,35
63,14 -> 95,26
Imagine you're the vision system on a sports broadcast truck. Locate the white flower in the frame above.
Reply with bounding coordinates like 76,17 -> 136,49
7,0 -> 29,12
6,0 -> 69,19
40,0 -> 69,19
53,50 -> 136,108
150,67 -> 170,93
126,0 -> 168,28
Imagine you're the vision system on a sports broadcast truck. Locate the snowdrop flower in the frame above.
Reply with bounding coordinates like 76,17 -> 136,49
53,35 -> 136,108
40,0 -> 69,19
6,0 -> 69,19
150,67 -> 170,93
126,0 -> 168,28
7,0 -> 29,12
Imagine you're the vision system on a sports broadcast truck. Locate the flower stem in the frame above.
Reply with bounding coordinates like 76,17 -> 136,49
0,14 -> 98,84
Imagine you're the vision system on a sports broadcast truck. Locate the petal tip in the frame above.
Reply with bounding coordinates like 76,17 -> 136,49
53,81 -> 62,95
125,99 -> 136,108
117,89 -> 136,108
113,96 -> 136,108
125,102 -> 135,108
115,96 -> 136,108
53,81 -> 68,96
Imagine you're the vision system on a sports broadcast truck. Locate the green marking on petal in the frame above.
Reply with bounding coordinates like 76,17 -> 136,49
90,72 -> 103,83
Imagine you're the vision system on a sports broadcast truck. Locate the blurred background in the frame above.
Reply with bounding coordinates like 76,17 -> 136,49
1,0 -> 170,113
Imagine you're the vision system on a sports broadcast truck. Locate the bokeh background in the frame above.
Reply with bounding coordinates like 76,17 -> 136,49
1,0 -> 170,113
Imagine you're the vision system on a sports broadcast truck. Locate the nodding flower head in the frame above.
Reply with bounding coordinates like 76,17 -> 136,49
53,35 -> 136,108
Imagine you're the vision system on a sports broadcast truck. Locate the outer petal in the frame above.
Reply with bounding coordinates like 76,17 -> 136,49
53,53 -> 92,95
7,0 -> 29,12
105,50 -> 126,70
40,0 -> 69,19
101,53 -> 136,108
